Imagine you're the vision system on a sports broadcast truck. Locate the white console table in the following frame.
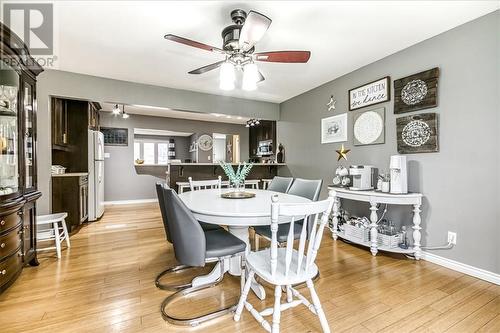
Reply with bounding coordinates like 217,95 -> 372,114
327,187 -> 423,260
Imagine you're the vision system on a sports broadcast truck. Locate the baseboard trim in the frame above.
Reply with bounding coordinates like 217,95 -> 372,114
104,199 -> 157,205
422,251 -> 500,285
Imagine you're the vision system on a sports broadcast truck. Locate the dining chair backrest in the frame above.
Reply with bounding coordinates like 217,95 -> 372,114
269,192 -> 334,278
155,182 -> 172,243
188,176 -> 222,191
287,178 -> 323,201
163,187 -> 206,267
267,176 -> 293,193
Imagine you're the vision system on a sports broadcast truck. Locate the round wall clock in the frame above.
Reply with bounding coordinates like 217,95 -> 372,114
198,134 -> 213,151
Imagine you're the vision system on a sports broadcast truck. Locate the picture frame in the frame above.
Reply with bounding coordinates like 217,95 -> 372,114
101,127 -> 128,146
321,113 -> 347,144
394,67 -> 439,114
353,107 -> 385,146
348,76 -> 390,111
396,112 -> 439,153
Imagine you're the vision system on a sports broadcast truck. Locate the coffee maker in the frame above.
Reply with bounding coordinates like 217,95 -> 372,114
349,165 -> 374,190
390,155 -> 408,194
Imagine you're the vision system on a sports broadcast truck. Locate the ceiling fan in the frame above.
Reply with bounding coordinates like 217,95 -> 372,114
164,9 -> 311,91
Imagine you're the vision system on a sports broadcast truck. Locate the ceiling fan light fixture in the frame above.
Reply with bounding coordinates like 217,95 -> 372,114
242,62 -> 259,91
220,61 -> 235,90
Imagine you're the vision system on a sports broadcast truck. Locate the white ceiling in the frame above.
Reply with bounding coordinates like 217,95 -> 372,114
101,102 -> 250,124
51,1 -> 498,103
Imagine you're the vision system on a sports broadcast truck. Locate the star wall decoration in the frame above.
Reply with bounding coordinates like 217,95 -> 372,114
336,144 -> 351,161
327,95 -> 337,111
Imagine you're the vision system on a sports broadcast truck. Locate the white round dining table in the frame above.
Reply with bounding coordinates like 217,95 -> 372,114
178,188 -> 311,300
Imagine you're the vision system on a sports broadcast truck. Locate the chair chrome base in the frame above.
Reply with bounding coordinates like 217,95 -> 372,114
155,264 -> 194,291
160,259 -> 239,327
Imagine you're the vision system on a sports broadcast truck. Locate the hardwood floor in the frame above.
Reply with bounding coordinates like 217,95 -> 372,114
0,203 -> 498,332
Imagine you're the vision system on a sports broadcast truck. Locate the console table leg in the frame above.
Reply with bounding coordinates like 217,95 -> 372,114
369,202 -> 378,256
332,196 -> 339,240
413,204 -> 422,260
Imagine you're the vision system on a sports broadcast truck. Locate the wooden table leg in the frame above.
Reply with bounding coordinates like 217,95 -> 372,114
413,204 -> 422,260
331,196 -> 339,240
369,202 -> 379,256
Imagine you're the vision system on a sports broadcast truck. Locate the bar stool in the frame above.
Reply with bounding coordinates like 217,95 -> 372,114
36,213 -> 70,258
244,179 -> 260,189
261,178 -> 273,190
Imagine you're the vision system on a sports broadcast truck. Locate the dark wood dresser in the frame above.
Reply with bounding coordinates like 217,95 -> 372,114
0,22 -> 43,293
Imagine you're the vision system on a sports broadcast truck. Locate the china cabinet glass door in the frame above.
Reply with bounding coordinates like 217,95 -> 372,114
0,62 -> 20,197
23,78 -> 36,192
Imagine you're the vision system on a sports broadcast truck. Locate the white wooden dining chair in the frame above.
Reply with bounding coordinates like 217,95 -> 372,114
188,176 -> 222,191
234,191 -> 334,333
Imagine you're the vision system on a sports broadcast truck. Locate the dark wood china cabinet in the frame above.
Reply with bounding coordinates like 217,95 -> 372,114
0,22 -> 43,293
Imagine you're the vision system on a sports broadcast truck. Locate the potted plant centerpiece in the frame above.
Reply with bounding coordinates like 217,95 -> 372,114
219,162 -> 255,198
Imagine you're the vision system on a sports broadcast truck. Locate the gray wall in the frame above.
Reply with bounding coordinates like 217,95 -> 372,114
36,70 -> 278,213
100,112 -> 249,202
278,11 -> 499,274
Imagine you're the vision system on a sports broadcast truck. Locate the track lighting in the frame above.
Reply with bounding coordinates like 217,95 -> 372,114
246,118 -> 260,127
112,104 -> 121,115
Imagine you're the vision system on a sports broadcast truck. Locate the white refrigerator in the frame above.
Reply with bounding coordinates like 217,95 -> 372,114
88,130 -> 105,221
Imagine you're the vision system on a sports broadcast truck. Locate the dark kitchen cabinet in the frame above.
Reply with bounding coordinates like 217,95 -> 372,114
52,175 -> 88,232
249,120 -> 276,158
88,102 -> 101,130
0,21 -> 43,293
51,98 -> 69,148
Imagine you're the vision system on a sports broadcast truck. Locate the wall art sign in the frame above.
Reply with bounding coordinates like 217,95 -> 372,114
394,67 -> 439,114
396,112 -> 438,154
349,76 -> 390,111
101,127 -> 128,146
321,113 -> 347,144
353,107 -> 385,146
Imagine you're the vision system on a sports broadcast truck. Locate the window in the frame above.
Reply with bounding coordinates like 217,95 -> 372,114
134,139 -> 173,165
143,143 -> 155,164
134,142 -> 141,161
157,143 -> 169,165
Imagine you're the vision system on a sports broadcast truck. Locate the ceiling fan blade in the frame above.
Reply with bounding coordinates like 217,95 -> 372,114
164,34 -> 224,54
239,11 -> 272,52
258,71 -> 265,82
254,51 -> 311,63
188,61 -> 225,74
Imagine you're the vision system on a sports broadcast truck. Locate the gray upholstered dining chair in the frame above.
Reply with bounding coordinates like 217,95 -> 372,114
155,183 -> 222,291
267,176 -> 293,193
254,178 -> 323,250
159,185 -> 247,326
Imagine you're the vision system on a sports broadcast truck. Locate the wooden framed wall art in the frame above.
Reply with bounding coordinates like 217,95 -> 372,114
396,113 -> 438,153
321,113 -> 347,144
101,127 -> 128,146
349,76 -> 390,111
394,67 -> 439,114
353,107 -> 385,146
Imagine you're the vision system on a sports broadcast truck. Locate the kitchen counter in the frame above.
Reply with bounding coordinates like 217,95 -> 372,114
166,162 -> 286,189
52,172 -> 88,177
169,162 -> 286,166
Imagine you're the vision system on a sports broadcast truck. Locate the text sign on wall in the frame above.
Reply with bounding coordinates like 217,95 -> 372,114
349,77 -> 390,111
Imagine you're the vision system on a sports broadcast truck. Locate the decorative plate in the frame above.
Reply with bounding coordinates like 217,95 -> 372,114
198,134 -> 213,151
221,192 -> 256,199
402,120 -> 431,147
401,79 -> 428,106
354,110 -> 384,145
